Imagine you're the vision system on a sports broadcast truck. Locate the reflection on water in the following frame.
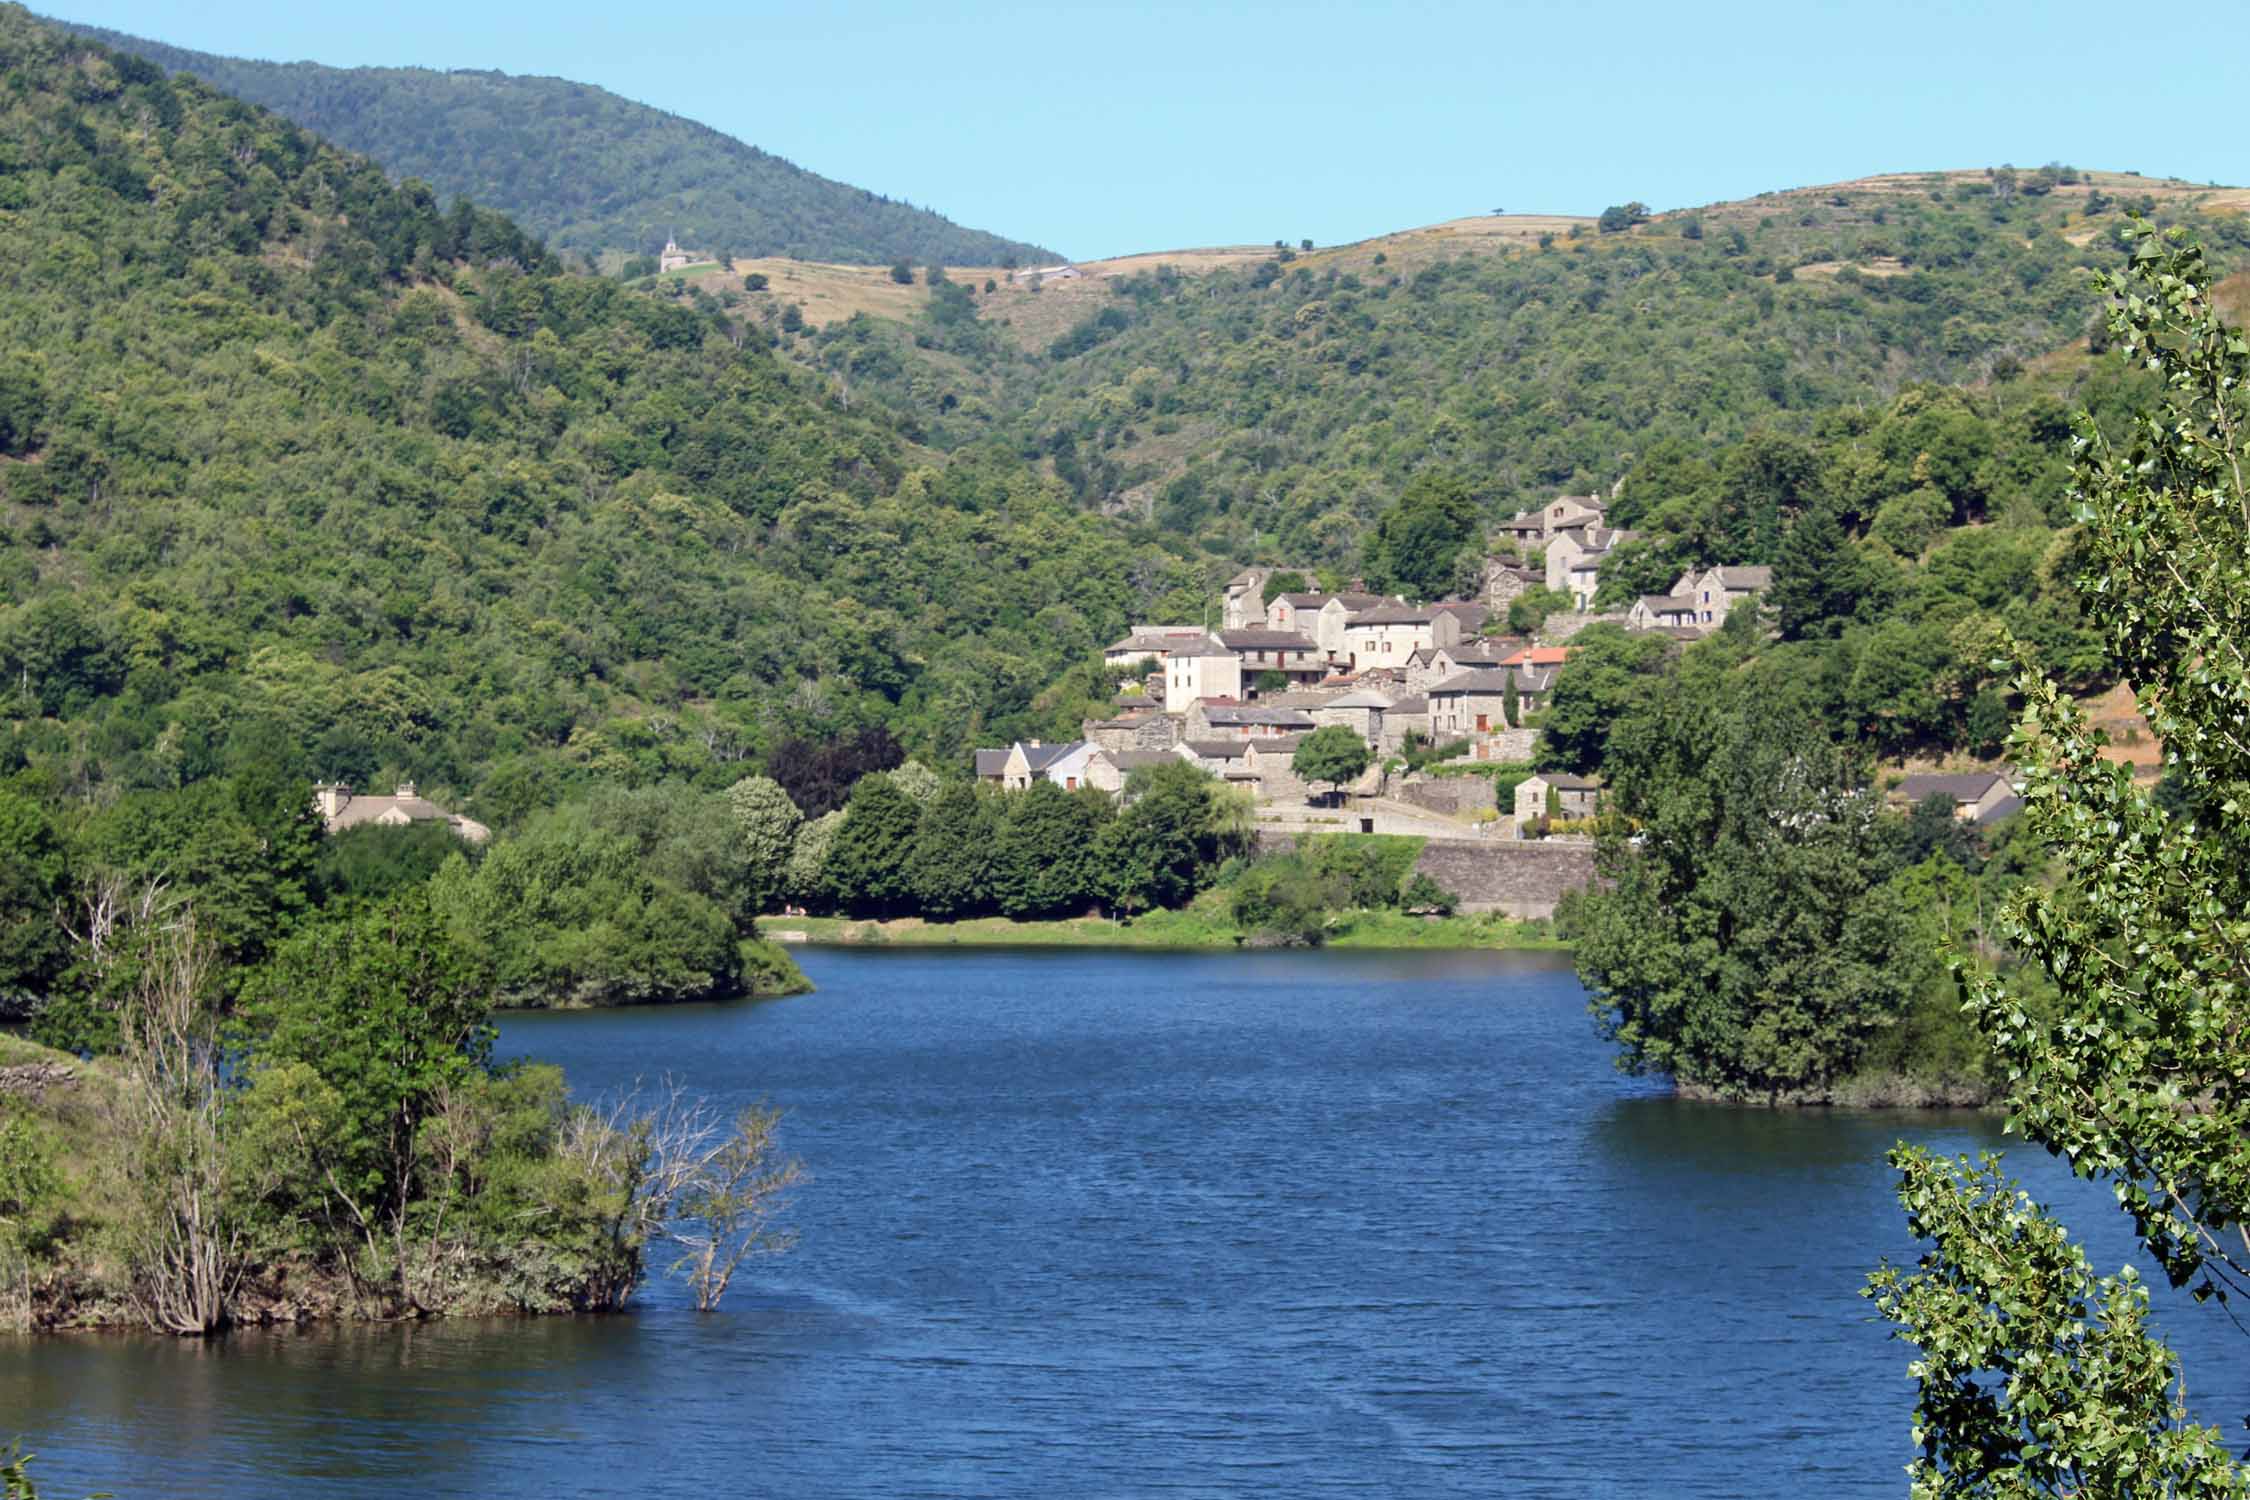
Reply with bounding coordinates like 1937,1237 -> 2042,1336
4,947 -> 2237,1498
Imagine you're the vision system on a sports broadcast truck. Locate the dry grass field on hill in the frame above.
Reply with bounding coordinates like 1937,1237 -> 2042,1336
663,170 -> 2246,356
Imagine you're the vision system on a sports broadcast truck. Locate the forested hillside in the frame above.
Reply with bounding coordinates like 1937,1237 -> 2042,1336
0,6 -> 1197,820
780,172 -> 2247,561
46,13 -> 1056,267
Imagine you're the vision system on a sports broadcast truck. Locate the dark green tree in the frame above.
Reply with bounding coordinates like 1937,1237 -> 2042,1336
990,782 -> 1109,919
1535,625 -> 1674,773
1771,499 -> 1880,641
1364,470 -> 1480,599
822,773 -> 923,916
1569,683 -> 1914,1100
903,782 -> 997,919
1291,725 -> 1371,802
1094,762 -> 1239,916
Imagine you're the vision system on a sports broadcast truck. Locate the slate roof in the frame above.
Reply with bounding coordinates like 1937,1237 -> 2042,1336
1323,690 -> 1395,710
1218,628 -> 1321,651
973,749 -> 1011,778
1106,627 -> 1205,653
1711,565 -> 1774,591
1165,637 -> 1239,659
1534,772 -> 1602,791
1429,668 -> 1550,696
1388,693 -> 1430,716
1183,739 -> 1252,760
1200,705 -> 1318,728
1348,604 -> 1442,626
1637,593 -> 1698,616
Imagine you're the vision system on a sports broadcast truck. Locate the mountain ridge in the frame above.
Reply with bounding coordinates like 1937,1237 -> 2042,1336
40,13 -> 1059,269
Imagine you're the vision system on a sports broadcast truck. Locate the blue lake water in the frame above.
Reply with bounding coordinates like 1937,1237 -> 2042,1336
6,946 -> 2245,1496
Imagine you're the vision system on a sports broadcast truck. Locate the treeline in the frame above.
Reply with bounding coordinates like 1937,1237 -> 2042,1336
0,762 -> 809,1041
753,760 -> 1249,922
52,15 -> 1057,268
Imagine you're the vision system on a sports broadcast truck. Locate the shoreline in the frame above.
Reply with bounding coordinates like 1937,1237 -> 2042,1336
762,910 -> 1571,952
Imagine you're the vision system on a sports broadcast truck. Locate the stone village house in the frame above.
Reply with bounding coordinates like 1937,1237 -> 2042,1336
313,782 -> 491,843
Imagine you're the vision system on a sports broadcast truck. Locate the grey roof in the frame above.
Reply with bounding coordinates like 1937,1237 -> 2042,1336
1899,771 -> 2010,802
1247,734 -> 1310,756
973,749 -> 1011,777
1183,739 -> 1251,760
1349,604 -> 1441,626
1218,628 -> 1320,650
1021,741 -> 1085,772
1637,593 -> 1697,615
1388,693 -> 1430,715
1106,628 -> 1205,652
1323,690 -> 1395,710
1430,668 -> 1549,695
1712,565 -> 1774,590
1432,601 -> 1491,629
1535,772 -> 1602,791
1165,637 -> 1239,659
1200,705 -> 1317,728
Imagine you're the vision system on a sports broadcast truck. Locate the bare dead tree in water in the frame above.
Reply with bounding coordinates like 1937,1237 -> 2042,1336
115,909 -> 242,1336
662,1100 -> 805,1312
556,1082 -> 805,1312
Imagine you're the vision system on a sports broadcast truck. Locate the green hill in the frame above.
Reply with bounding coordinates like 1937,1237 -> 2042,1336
43,14 -> 1057,268
768,170 -> 2249,559
0,3 -> 1193,818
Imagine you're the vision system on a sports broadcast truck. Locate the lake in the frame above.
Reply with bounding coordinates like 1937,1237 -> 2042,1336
5,947 -> 2243,1496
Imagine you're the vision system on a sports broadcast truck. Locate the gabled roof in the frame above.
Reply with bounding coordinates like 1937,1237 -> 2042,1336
1711,565 -> 1774,591
1499,646 -> 1572,668
1432,601 -> 1491,630
1636,593 -> 1698,616
1898,771 -> 2010,802
1388,693 -> 1430,715
1533,771 -> 1601,791
1166,637 -> 1239,659
1323,689 -> 1396,710
973,749 -> 1011,777
1020,740 -> 1088,772
1245,733 -> 1310,757
1183,739 -> 1252,760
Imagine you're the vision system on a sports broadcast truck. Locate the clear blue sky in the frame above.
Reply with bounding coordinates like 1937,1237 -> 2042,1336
34,0 -> 2247,260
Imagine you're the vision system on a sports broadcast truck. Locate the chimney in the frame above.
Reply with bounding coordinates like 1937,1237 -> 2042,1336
1027,739 -> 1041,749
396,781 -> 417,800
312,783 -> 351,821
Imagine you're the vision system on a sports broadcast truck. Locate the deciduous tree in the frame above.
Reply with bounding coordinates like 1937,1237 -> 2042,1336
1870,227 -> 2250,1495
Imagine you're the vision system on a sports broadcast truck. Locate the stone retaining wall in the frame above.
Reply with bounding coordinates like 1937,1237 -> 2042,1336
1256,831 -> 1595,918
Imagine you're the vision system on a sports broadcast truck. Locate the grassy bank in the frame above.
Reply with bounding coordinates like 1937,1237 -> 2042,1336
763,908 -> 1567,952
